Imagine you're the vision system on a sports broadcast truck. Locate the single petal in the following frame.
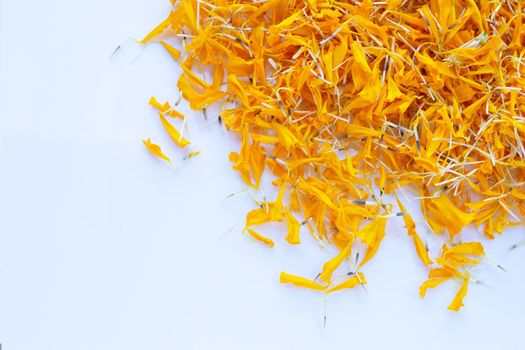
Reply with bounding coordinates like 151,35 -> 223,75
160,115 -> 190,148
447,277 -> 470,311
143,139 -> 171,163
279,271 -> 326,291
327,272 -> 366,293
246,228 -> 275,248
284,210 -> 301,245
319,243 -> 352,283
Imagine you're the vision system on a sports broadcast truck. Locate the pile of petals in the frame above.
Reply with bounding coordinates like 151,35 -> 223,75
141,0 -> 525,311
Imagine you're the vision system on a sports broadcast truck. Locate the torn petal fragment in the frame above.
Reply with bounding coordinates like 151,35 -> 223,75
143,139 -> 171,164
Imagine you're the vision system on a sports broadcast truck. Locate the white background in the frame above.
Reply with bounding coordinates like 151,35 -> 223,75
1,1 -> 525,349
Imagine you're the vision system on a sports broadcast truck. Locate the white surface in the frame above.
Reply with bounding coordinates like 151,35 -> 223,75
1,1 -> 525,349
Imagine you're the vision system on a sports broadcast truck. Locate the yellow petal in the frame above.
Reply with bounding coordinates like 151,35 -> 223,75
246,228 -> 275,248
187,150 -> 201,159
245,208 -> 272,227
396,196 -> 432,265
270,182 -> 286,221
444,242 -> 485,257
429,266 -> 456,279
229,152 -> 252,187
419,277 -> 451,298
413,234 -> 432,265
160,40 -> 181,60
143,139 -> 171,163
447,277 -> 470,311
149,96 -> 184,119
284,210 -> 301,245
279,271 -> 326,291
357,217 -> 387,247
319,244 -> 352,283
159,115 -> 190,148
272,122 -> 299,150
427,196 -> 474,238
327,272 -> 366,293
227,74 -> 249,106
296,179 -> 336,208
140,12 -> 174,43
395,196 -> 416,236
350,41 -> 372,74
386,75 -> 403,101
358,217 -> 387,267
149,96 -> 166,111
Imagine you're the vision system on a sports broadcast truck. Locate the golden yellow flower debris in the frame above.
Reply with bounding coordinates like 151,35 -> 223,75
160,115 -> 190,148
319,243 -> 352,283
142,0 -> 525,310
280,272 -> 327,291
396,195 -> 432,265
150,96 -> 185,119
246,228 -> 275,248
143,139 -> 172,164
419,242 -> 485,311
448,276 -> 470,312
284,209 -> 301,245
327,272 -> 367,294
186,150 -> 202,159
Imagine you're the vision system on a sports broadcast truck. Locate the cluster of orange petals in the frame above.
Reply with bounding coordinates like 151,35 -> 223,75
141,0 -> 525,310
